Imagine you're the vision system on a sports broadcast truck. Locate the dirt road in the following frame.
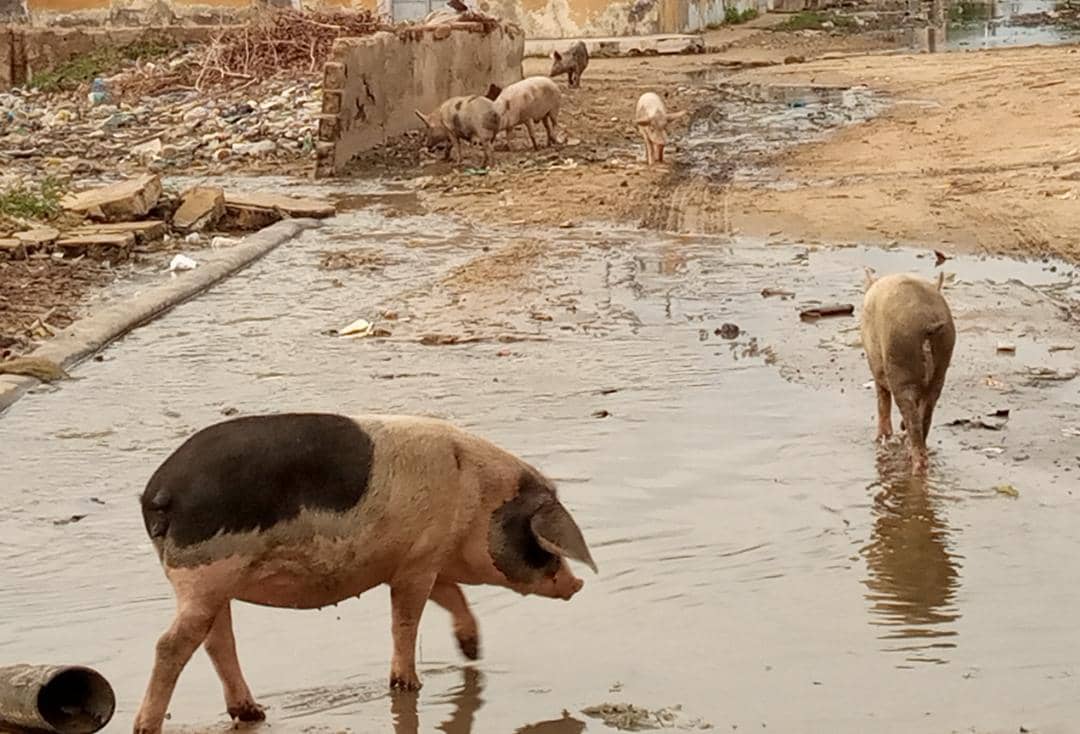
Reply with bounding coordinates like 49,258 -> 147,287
400,36 -> 1080,266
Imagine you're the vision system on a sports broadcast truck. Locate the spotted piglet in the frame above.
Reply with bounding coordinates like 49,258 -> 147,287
133,413 -> 596,734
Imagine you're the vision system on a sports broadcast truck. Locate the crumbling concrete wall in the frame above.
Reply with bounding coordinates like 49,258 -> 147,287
479,0 -> 770,37
316,22 -> 523,175
0,25 -> 216,89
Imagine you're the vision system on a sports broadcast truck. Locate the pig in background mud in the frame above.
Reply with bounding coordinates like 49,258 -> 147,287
550,41 -> 589,89
860,271 -> 956,474
415,95 -> 500,167
635,92 -> 688,165
490,76 -> 562,150
133,413 -> 596,734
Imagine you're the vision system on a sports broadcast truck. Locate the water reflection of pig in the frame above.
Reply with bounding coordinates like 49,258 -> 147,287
133,413 -> 596,734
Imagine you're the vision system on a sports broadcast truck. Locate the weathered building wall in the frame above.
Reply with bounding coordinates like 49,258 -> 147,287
316,22 -> 524,174
480,0 -> 771,38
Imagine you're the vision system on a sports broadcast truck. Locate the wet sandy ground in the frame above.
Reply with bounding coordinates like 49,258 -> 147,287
2,183 -> 1079,733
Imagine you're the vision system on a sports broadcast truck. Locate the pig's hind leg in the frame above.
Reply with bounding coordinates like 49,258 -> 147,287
429,578 -> 480,661
523,119 -> 540,150
204,602 -> 264,722
874,381 -> 893,442
134,587 -> 226,734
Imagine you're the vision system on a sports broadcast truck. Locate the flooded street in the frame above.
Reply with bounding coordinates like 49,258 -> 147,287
2,187 -> 1079,732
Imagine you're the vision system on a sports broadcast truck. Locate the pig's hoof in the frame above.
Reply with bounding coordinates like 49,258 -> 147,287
457,635 -> 481,661
228,701 -> 266,722
389,674 -> 422,692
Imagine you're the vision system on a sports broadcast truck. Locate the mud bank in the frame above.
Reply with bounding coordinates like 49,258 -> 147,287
1,201 -> 1077,733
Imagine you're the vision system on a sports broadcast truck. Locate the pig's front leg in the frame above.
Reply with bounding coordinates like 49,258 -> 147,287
874,382 -> 893,442
389,573 -> 438,691
429,578 -> 480,660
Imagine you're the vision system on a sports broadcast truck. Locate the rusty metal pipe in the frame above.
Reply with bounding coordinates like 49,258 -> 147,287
0,665 -> 115,734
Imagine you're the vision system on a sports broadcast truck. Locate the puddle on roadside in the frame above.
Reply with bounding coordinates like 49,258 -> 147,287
946,0 -> 1080,48
677,79 -> 887,186
1,209 -> 1079,733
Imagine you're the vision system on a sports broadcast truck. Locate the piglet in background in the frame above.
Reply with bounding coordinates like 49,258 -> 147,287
635,91 -> 688,165
550,41 -> 590,88
133,413 -> 596,734
860,270 -> 956,474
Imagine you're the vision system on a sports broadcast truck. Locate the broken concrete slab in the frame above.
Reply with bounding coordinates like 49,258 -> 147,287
524,34 -> 705,59
173,187 -> 225,232
0,239 -> 29,259
15,227 -> 61,246
60,174 -> 163,222
224,191 -> 336,219
219,205 -> 282,232
67,221 -> 167,244
56,232 -> 136,259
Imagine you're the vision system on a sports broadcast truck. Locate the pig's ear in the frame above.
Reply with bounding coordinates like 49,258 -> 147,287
530,503 -> 598,573
415,109 -> 431,127
863,266 -> 877,290
552,50 -> 562,61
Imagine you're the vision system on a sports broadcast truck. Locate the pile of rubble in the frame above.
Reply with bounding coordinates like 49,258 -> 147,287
0,10 -> 389,178
1,173 -> 334,263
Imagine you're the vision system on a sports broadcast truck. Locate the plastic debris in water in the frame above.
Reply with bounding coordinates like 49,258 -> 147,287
338,318 -> 374,337
169,254 -> 198,272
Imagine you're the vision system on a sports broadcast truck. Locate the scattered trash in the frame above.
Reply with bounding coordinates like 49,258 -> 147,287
996,342 -> 1016,353
1062,426 -> 1080,438
221,406 -> 239,416
54,514 -> 88,525
979,447 -> 1006,456
993,484 -> 1020,499
716,323 -> 740,339
592,410 -> 611,418
1048,344 -> 1075,353
947,409 -> 1009,431
799,303 -> 854,320
581,703 -> 711,731
1025,366 -> 1077,384
761,287 -> 795,298
334,318 -> 391,338
168,254 -> 198,272
609,682 -> 624,693
934,250 -> 950,266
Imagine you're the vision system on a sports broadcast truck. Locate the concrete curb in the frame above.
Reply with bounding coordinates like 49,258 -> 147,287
524,34 -> 705,58
0,218 -> 319,415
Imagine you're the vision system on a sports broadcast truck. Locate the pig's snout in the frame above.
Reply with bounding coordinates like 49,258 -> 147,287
562,575 -> 585,600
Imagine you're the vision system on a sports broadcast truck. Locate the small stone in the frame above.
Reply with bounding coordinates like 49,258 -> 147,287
232,140 -> 276,157
132,138 -> 164,159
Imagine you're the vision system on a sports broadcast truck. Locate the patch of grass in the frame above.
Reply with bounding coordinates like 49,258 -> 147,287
29,39 -> 176,93
0,177 -> 67,221
777,10 -> 856,30
724,5 -> 759,23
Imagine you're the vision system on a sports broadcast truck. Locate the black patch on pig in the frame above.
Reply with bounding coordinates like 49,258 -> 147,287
141,413 -> 374,548
453,99 -> 465,111
488,471 -> 560,583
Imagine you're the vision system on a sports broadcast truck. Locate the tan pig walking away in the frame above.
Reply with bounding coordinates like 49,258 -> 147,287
860,270 -> 956,474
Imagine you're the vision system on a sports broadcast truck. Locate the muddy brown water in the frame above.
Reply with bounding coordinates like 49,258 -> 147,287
2,186 -> 1080,733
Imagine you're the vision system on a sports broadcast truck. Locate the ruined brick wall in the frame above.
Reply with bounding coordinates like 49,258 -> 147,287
316,22 -> 524,175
